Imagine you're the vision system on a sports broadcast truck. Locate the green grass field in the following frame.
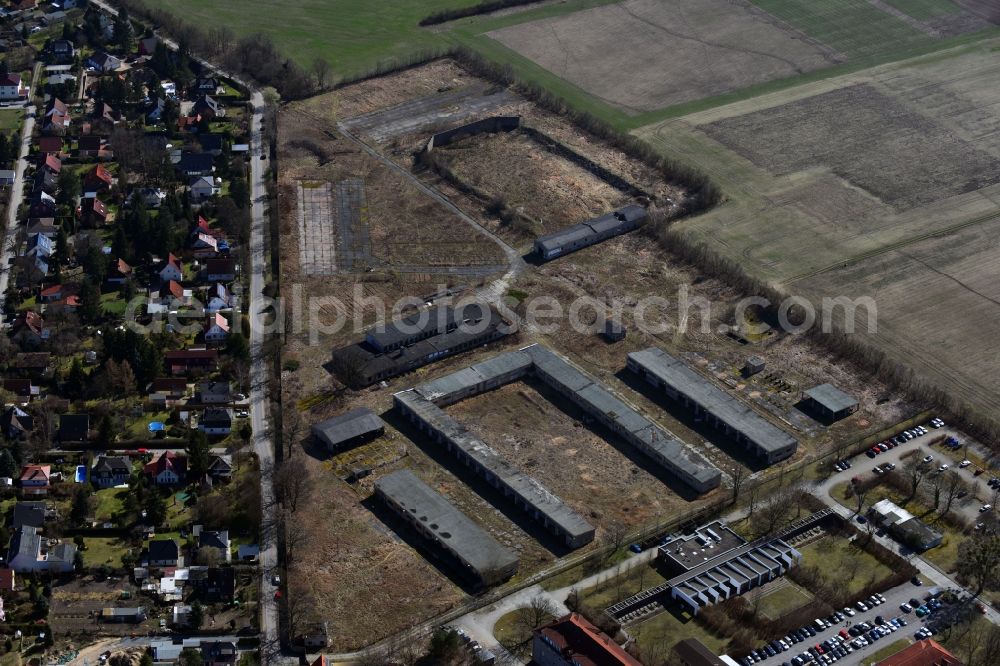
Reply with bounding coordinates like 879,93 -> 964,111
757,582 -> 814,620
158,0 -> 475,78
798,536 -> 893,596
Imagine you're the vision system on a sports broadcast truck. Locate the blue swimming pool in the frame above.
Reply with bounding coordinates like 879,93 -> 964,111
74,465 -> 86,483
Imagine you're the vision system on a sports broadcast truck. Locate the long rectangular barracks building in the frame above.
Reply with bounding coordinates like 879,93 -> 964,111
626,348 -> 798,465
533,204 -> 647,261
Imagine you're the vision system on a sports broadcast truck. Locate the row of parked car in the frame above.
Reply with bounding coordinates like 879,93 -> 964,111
742,596 -> 890,665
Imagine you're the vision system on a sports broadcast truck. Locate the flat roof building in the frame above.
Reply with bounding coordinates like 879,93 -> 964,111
311,408 -> 384,452
374,470 -> 518,587
627,348 -> 798,465
534,204 -> 646,261
870,499 -> 943,552
802,383 -> 859,422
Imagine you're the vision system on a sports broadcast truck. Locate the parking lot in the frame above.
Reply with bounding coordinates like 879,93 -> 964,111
742,580 -> 963,666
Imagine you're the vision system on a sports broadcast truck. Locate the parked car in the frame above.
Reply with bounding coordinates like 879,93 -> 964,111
900,602 -> 912,612
922,455 -> 934,463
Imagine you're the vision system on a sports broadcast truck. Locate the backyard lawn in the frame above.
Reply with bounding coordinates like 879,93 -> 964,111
798,536 -> 893,596
92,487 -> 129,523
81,536 -> 126,568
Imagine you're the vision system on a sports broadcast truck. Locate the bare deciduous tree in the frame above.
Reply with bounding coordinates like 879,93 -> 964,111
958,531 -> 1000,597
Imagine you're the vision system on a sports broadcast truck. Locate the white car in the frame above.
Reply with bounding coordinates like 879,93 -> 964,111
857,600 -> 868,611
922,455 -> 934,464
981,504 -> 993,512
900,602 -> 913,612
938,464 -> 949,472
960,460 -> 972,468
842,607 -> 856,617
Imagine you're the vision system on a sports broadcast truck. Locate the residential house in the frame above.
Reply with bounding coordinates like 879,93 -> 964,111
47,294 -> 80,315
133,187 -> 166,208
147,377 -> 188,406
196,528 -> 231,563
7,526 -> 76,573
0,72 -> 26,101
146,97 -> 165,124
10,502 -> 45,531
86,51 -> 121,72
137,36 -> 159,57
11,352 -> 52,377
18,464 -> 51,497
199,408 -> 232,436
191,231 -> 219,258
189,176 -> 219,200
201,641 -> 238,666
49,39 -> 75,62
177,114 -> 200,132
3,378 -> 38,402
192,95 -> 223,121
0,569 -> 15,592
144,451 -> 187,485
39,283 -> 64,303
26,233 -> 53,260
58,413 -> 89,444
91,456 -> 131,488
197,133 -> 225,156
207,455 -> 233,482
237,545 -> 259,562
197,381 -> 231,405
11,311 -> 47,347
205,284 -> 232,313
0,170 -> 14,185
189,566 -> 235,602
77,135 -> 108,159
43,98 -> 71,134
107,258 -> 133,285
205,258 -> 236,282
32,169 -> 58,195
37,136 -> 62,155
84,164 -> 114,192
79,195 -> 108,225
159,279 -> 186,305
145,539 -> 180,567
159,253 -> 183,282
194,77 -> 220,94
1,405 -> 33,439
42,153 -> 61,174
164,349 -> 219,375
46,73 -> 76,87
29,190 -> 57,217
92,102 -> 122,125
204,313 -> 230,343
26,218 -> 58,238
176,152 -> 215,177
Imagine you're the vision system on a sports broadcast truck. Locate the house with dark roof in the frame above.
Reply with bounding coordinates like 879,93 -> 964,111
189,566 -> 235,602
192,95 -> 223,121
196,528 -> 231,563
49,39 -> 75,62
80,196 -> 108,225
205,258 -> 236,282
11,311 -> 46,347
194,77 -> 220,94
10,502 -> 45,531
198,408 -> 232,435
144,539 -> 180,567
11,352 -> 51,377
197,381 -> 231,405
165,349 -> 219,375
1,406 -> 33,439
58,414 -> 89,443
3,378 -> 38,401
148,378 -> 188,405
176,152 -> 214,177
0,72 -> 27,101
37,136 -> 63,155
207,455 -> 233,482
91,456 -> 131,488
86,51 -> 121,72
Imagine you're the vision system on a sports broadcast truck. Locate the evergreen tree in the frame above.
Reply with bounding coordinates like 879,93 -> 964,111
188,601 -> 204,629
0,449 -> 16,477
143,490 -> 167,526
186,429 -> 211,477
66,357 -> 87,396
78,279 -> 102,324
70,486 -> 91,523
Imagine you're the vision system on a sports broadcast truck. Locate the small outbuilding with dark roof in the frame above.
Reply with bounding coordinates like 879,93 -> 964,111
311,408 -> 384,453
802,383 -> 859,422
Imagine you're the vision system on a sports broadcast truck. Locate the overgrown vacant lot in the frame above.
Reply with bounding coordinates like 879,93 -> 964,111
701,83 -> 1000,210
435,130 -> 631,239
487,0 -> 839,114
637,41 -> 1000,417
448,379 -> 686,531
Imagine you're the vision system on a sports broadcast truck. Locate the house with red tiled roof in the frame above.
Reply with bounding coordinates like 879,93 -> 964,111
39,284 -> 64,303
84,164 -> 114,192
159,253 -> 183,282
164,349 -> 219,375
204,312 -> 230,343
18,465 -> 51,497
37,137 -> 63,155
876,639 -> 962,666
43,98 -> 71,134
42,154 -> 61,174
533,613 -> 641,666
107,258 -> 132,285
144,451 -> 187,485
160,279 -> 185,303
11,311 -> 47,347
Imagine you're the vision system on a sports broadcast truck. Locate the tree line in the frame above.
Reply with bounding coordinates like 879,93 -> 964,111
419,0 -> 547,26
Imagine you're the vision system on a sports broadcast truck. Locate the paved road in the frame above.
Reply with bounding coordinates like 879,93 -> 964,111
0,70 -> 38,315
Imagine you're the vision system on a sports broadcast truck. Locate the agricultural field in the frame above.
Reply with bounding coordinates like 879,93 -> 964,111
487,0 -> 840,114
636,39 -> 1000,418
